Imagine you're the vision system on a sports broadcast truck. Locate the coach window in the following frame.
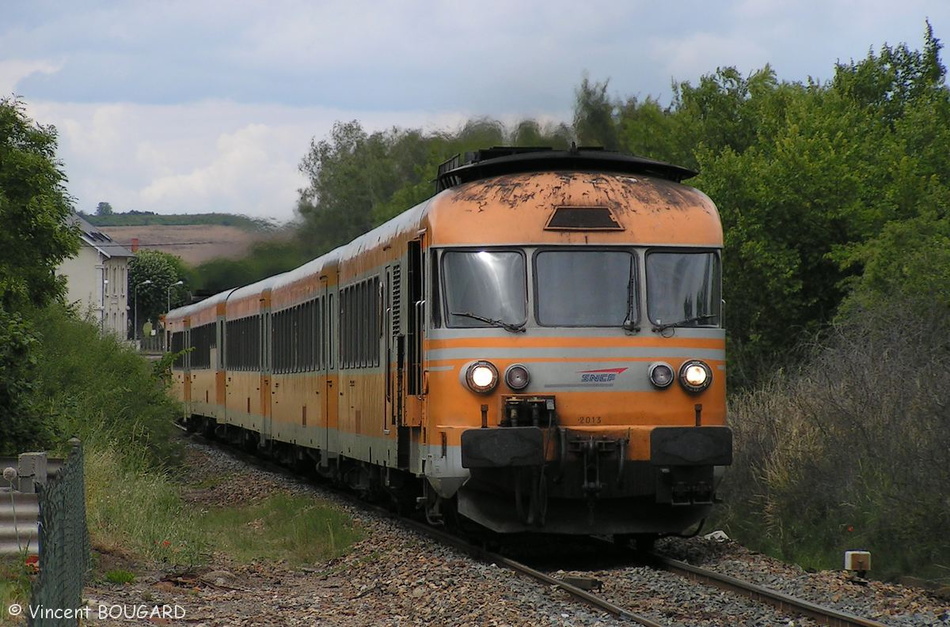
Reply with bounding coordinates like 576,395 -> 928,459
535,250 -> 637,327
442,250 -> 526,329
646,251 -> 721,327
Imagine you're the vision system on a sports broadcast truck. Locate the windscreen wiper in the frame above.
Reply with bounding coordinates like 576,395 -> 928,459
452,311 -> 526,333
622,277 -> 639,333
651,313 -> 718,334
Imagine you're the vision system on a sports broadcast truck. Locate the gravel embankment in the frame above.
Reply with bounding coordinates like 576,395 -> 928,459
82,440 -> 949,626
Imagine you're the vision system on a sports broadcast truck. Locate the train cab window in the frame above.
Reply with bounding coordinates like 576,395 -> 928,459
646,251 -> 721,327
535,250 -> 637,327
442,250 -> 526,329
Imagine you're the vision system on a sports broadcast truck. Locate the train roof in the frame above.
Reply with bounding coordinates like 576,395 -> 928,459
435,146 -> 697,192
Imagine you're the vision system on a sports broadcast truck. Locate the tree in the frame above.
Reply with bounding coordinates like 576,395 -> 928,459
128,250 -> 189,334
96,201 -> 114,216
573,77 -> 620,149
0,309 -> 46,454
296,121 -> 392,257
0,97 -> 77,452
0,97 -> 80,311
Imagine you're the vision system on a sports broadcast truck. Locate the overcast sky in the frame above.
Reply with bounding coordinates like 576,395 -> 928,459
3,1 -> 949,224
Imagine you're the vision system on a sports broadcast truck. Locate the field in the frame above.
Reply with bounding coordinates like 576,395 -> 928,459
100,224 -> 270,266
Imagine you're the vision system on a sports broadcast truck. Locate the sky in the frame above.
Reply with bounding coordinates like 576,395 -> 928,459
3,1 -> 949,225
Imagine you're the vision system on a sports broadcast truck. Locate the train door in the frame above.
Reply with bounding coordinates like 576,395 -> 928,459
386,264 -> 402,432
260,310 -> 272,445
320,270 -> 338,459
183,324 -> 192,410
406,239 -> 426,407
396,239 -> 425,471
215,319 -> 226,419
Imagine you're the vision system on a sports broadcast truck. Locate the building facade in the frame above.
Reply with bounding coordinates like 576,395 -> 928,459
58,214 -> 134,338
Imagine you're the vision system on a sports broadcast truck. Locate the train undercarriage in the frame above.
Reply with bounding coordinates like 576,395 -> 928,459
180,412 -> 730,545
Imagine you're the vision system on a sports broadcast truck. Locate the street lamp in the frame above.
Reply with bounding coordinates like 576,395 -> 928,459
165,280 -> 184,351
134,279 -> 152,343
167,280 -> 184,314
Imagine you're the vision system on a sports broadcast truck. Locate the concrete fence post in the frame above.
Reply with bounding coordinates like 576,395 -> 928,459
17,452 -> 48,494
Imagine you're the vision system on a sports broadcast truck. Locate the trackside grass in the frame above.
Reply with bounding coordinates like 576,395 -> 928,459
0,555 -> 33,625
24,306 -> 362,577
85,444 -> 363,571
193,493 -> 364,565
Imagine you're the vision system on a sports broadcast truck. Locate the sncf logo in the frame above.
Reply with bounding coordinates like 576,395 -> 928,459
578,367 -> 628,383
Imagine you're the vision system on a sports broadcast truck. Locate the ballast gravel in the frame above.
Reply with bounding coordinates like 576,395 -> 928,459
81,439 -> 949,626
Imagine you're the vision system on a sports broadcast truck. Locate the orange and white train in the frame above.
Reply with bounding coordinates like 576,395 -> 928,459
166,147 -> 732,542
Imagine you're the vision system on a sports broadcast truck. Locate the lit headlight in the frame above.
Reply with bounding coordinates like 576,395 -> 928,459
679,360 -> 712,393
466,361 -> 499,394
648,362 -> 675,389
504,364 -> 530,390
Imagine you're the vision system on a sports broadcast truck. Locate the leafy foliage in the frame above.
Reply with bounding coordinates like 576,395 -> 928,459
0,310 -> 46,455
0,98 -> 80,452
572,23 -> 949,387
192,237 -> 308,294
0,97 -> 80,311
295,118 -> 572,260
30,305 -> 181,464
717,299 -> 950,580
128,250 -> 191,333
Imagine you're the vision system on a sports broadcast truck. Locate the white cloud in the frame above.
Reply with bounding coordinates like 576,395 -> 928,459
0,59 -> 62,95
26,98 -> 472,223
650,32 -> 768,85
7,0 -> 950,224
140,123 -> 305,221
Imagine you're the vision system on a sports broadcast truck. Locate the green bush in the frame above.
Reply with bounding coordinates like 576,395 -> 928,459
30,305 -> 180,465
0,308 -> 46,455
715,299 -> 950,581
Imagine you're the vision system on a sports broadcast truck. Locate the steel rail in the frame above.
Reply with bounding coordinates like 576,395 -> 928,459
396,516 -> 662,626
651,554 -> 889,627
492,553 -> 664,627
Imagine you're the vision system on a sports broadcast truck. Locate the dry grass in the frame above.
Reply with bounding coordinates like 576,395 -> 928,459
715,300 -> 950,581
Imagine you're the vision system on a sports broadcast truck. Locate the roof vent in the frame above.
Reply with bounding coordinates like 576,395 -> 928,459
545,206 -> 623,231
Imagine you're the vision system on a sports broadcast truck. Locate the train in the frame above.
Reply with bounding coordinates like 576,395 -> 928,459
165,145 -> 732,543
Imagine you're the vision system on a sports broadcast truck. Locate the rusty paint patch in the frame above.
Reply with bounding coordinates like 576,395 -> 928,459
452,172 -> 707,216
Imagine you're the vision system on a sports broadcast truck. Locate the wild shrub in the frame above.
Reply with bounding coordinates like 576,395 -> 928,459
30,304 -> 180,465
0,308 -> 47,455
716,299 -> 950,581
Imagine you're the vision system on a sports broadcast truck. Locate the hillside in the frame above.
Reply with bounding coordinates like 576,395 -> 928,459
82,211 -> 277,231
100,224 -> 272,266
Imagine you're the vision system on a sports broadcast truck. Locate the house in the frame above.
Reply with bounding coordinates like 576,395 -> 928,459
57,214 -> 134,338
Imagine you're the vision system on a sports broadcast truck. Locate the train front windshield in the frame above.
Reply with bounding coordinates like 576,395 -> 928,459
536,250 -> 635,327
440,248 -> 720,329
646,251 -> 721,327
442,250 -> 527,328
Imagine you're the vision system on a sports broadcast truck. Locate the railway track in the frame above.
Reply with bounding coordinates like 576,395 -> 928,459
400,516 -> 890,627
646,553 -> 889,627
184,431 -> 899,626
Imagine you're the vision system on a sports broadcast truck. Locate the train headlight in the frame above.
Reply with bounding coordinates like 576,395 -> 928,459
504,364 -> 530,390
466,361 -> 499,394
648,362 -> 675,389
679,360 -> 712,393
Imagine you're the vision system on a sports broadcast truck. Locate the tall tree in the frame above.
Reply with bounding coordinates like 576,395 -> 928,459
296,121 -> 401,257
573,77 -> 620,149
0,97 -> 78,452
0,97 -> 80,311
128,250 -> 189,334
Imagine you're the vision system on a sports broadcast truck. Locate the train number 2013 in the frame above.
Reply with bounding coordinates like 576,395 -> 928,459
577,416 -> 602,425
